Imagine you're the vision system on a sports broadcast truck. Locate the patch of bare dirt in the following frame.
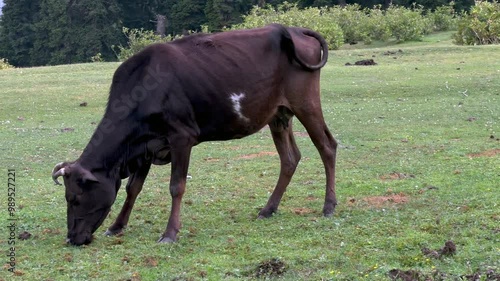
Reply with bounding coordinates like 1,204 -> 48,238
203,157 -> 220,162
237,151 -> 278,160
227,145 -> 263,150
467,149 -> 500,158
292,207 -> 316,216
361,193 -> 409,208
143,256 -> 158,267
293,131 -> 309,137
41,228 -> 61,235
64,253 -> 73,262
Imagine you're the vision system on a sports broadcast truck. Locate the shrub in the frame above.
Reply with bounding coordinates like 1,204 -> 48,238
429,3 -> 458,31
326,4 -> 370,44
384,4 -> 430,42
115,27 -> 211,60
364,5 -> 392,43
453,1 -> 500,45
234,3 -> 344,50
114,28 -> 179,61
90,53 -> 103,63
0,58 -> 14,70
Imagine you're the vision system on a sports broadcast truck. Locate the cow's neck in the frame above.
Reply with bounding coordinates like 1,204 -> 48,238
77,116 -> 152,179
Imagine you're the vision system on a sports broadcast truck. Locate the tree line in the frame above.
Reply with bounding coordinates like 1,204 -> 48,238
0,0 -> 475,67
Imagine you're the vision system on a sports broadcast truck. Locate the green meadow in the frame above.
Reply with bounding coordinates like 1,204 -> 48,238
0,32 -> 498,280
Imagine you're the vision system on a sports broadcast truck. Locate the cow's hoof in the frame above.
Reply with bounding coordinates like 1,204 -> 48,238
104,228 -> 123,237
257,213 -> 273,219
157,236 -> 176,243
257,208 -> 276,219
323,212 -> 334,218
322,207 -> 336,217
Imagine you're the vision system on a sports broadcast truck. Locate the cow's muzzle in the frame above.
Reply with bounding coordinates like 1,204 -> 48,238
67,232 -> 93,246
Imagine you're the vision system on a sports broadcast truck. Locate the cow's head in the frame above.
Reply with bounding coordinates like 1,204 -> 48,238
52,162 -> 117,246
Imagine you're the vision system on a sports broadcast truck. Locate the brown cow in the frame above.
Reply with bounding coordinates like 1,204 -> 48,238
52,24 -> 338,245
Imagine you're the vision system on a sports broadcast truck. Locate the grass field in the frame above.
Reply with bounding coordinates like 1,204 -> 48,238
0,32 -> 499,280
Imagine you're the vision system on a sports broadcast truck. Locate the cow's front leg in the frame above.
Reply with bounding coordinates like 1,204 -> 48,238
105,162 -> 151,236
158,142 -> 193,243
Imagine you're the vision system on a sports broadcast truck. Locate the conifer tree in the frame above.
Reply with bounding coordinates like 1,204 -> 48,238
0,0 -> 40,67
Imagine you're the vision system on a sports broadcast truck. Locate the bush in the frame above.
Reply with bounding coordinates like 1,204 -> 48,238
115,27 -> 211,60
326,4 -> 370,44
114,28 -> 179,61
235,3 -> 447,47
364,5 -> 392,43
454,1 -> 500,45
90,53 -> 103,63
234,2 -> 344,50
385,4 -> 431,42
0,58 -> 14,70
429,3 -> 458,31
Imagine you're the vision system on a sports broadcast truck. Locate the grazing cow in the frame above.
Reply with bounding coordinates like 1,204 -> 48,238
52,24 -> 338,246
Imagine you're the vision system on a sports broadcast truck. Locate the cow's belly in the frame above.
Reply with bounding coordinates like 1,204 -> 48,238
198,118 -> 268,142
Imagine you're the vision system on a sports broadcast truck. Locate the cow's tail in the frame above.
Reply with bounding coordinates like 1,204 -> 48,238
277,24 -> 329,71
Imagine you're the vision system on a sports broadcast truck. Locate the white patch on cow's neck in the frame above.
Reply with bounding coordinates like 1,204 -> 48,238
230,93 -> 250,122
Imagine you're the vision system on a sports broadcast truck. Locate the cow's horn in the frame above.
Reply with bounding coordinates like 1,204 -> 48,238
52,162 -> 68,185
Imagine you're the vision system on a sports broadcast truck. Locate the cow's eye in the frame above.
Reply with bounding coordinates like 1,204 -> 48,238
66,193 -> 80,206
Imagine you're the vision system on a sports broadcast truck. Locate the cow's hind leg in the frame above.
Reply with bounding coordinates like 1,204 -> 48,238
294,106 -> 338,216
259,107 -> 301,218
105,162 -> 152,236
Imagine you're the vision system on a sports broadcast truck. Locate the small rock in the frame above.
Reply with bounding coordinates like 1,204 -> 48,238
79,102 -> 88,107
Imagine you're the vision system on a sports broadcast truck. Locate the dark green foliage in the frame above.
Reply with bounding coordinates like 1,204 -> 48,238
0,0 -> 478,66
114,27 -> 180,61
1,0 -> 121,66
62,0 -> 122,63
32,0 -> 68,65
0,0 -> 40,67
205,0 -> 252,31
170,0 -> 207,34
